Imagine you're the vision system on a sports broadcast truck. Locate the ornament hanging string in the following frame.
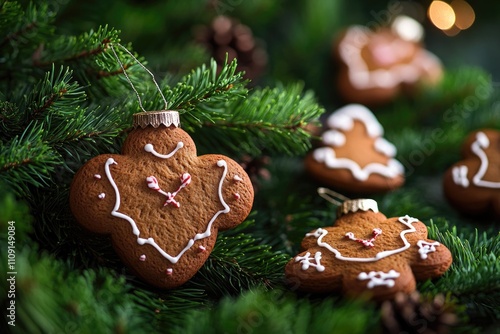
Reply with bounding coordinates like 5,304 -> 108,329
317,187 -> 350,206
108,43 -> 168,112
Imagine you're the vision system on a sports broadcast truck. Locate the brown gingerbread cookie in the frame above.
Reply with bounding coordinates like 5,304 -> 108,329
334,16 -> 442,105
304,104 -> 404,193
70,111 -> 254,289
285,200 -> 452,300
443,129 -> 500,218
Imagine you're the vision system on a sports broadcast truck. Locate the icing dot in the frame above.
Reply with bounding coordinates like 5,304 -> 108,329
233,175 -> 243,182
217,160 -> 226,167
198,245 -> 206,253
234,193 -> 240,200
139,254 -> 146,261
144,144 -> 154,152
166,268 -> 173,275
94,174 -> 101,180
98,193 -> 106,199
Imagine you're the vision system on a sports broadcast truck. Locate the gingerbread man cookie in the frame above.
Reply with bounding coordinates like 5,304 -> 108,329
305,104 -> 404,193
335,16 -> 442,105
285,199 -> 452,300
443,129 -> 500,218
70,111 -> 254,289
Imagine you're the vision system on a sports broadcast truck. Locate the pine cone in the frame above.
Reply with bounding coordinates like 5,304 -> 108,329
381,291 -> 459,334
194,15 -> 267,82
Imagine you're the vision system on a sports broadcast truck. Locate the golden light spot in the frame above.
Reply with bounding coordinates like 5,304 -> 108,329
451,0 -> 475,30
428,1 -> 456,30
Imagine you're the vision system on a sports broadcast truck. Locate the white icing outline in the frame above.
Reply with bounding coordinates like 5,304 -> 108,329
295,251 -> 325,272
313,147 -> 404,181
315,105 -> 404,181
358,270 -> 400,289
416,240 -> 440,260
145,142 -> 184,159
452,132 -> 500,189
305,215 -> 419,263
104,157 -> 230,264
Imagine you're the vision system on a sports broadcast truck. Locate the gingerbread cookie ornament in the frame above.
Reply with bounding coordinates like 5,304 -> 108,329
70,111 -> 254,289
305,104 -> 404,193
335,16 -> 443,105
443,129 -> 500,218
285,199 -> 452,300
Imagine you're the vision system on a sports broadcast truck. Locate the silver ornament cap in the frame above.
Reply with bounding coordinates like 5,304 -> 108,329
133,110 -> 180,129
337,199 -> 379,218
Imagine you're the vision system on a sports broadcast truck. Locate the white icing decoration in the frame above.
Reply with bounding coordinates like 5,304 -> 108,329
338,26 -> 436,90
345,228 -> 382,247
452,165 -> 469,188
94,174 -> 102,180
295,251 -> 325,272
374,137 -> 397,157
198,245 -> 206,252
306,215 -> 419,262
234,193 -> 240,200
104,157 -> 230,264
144,142 -> 184,159
323,130 -> 346,147
233,175 -> 243,182
326,104 -> 383,138
358,270 -> 400,289
417,240 -> 440,260
166,268 -> 173,275
313,147 -> 404,181
139,254 -> 146,261
98,193 -> 106,199
452,132 -> 500,189
146,173 -> 191,208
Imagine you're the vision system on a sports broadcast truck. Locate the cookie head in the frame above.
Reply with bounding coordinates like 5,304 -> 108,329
305,104 -> 404,193
70,111 -> 254,289
285,200 -> 452,300
443,129 -> 500,218
335,16 -> 442,105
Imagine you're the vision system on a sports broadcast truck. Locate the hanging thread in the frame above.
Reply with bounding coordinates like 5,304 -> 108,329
108,43 -> 168,112
317,187 -> 350,206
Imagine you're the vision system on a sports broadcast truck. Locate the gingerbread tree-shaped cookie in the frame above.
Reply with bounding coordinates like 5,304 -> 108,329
70,111 -> 254,289
285,200 -> 452,301
305,104 -> 404,193
443,129 -> 500,218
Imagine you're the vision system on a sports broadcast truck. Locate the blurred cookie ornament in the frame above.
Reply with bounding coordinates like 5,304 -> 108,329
285,191 -> 452,301
334,15 -> 443,105
443,129 -> 500,218
70,110 -> 254,289
305,104 -> 404,193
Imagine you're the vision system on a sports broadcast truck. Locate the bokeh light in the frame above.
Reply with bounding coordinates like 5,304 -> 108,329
451,0 -> 475,30
428,1 -> 456,30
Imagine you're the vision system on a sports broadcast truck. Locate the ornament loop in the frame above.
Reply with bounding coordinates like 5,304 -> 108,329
317,187 -> 378,217
317,187 -> 350,206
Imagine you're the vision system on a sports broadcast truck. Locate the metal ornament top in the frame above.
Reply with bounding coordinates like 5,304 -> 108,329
133,110 -> 181,129
337,199 -> 379,217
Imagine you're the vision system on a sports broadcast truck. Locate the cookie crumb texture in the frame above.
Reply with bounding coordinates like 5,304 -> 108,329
285,210 -> 452,301
70,126 -> 254,289
443,129 -> 500,218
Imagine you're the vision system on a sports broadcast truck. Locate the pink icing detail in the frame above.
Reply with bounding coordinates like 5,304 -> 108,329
233,175 -> 243,182
234,193 -> 240,200
139,254 -> 146,261
198,245 -> 206,252
358,270 -> 400,288
305,215 -> 418,262
146,173 -> 191,208
345,228 -> 382,248
166,268 -> 173,275
98,193 -> 106,199
94,174 -> 102,180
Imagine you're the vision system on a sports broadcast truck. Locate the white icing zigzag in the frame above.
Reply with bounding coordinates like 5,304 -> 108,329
103,142 -> 231,264
303,215 -> 419,263
294,251 -> 325,272
358,270 -> 400,289
452,131 -> 500,189
313,104 -> 404,181
416,240 -> 440,260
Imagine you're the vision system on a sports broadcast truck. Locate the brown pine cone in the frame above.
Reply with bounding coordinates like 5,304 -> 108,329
381,291 -> 459,334
194,15 -> 267,82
